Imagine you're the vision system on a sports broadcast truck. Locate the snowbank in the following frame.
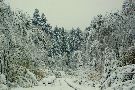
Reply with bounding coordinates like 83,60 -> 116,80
40,76 -> 56,85
65,78 -> 99,90
0,84 -> 8,90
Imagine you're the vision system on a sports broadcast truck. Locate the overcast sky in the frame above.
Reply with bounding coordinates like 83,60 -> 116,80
9,0 -> 123,30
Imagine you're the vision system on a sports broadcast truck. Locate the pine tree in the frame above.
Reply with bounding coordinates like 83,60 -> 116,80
40,13 -> 47,26
32,9 -> 41,26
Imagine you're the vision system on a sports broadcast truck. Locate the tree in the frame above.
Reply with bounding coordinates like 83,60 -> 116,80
68,28 -> 84,52
122,0 -> 135,15
32,9 -> 41,26
40,13 -> 47,26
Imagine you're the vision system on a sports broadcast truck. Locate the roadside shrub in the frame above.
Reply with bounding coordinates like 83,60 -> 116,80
8,64 -> 38,88
121,46 -> 135,66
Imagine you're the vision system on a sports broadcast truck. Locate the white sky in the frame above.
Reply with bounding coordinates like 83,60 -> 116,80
8,0 -> 123,30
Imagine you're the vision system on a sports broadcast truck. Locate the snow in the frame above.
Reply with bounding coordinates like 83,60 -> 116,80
0,74 -> 8,90
0,74 -> 6,84
65,78 -> 99,90
0,84 -> 8,90
2,1 -> 135,90
25,69 -> 38,86
40,75 -> 56,85
101,64 -> 135,90
11,78 -> 100,90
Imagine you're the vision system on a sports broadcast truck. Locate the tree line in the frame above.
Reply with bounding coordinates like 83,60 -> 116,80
0,0 -> 135,88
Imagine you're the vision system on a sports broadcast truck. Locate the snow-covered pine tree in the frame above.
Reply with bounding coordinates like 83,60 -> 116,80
32,9 -> 41,26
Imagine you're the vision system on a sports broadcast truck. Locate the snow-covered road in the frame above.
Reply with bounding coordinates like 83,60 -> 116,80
12,78 -> 99,90
12,78 -> 74,90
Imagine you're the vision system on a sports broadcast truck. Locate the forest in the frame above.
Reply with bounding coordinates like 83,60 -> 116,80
0,0 -> 135,90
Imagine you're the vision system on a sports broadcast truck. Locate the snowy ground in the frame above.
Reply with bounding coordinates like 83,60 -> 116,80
11,78 -> 99,90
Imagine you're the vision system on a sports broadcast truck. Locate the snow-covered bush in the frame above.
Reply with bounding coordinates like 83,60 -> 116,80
8,65 -> 38,88
25,69 -> 38,86
32,69 -> 47,81
0,74 -> 6,85
0,84 -> 8,90
101,64 -> 135,90
15,69 -> 38,88
121,46 -> 135,66
0,74 -> 8,90
87,71 -> 101,81
53,71 -> 66,78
